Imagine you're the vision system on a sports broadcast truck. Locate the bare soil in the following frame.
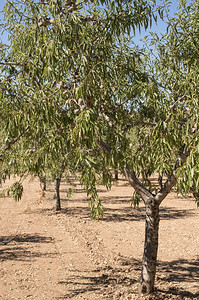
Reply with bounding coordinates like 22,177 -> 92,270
0,175 -> 199,299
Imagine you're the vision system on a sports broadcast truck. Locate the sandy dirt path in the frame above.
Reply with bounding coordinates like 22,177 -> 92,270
0,176 -> 199,299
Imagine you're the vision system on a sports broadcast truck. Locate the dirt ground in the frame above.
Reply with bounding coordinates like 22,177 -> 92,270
0,175 -> 199,300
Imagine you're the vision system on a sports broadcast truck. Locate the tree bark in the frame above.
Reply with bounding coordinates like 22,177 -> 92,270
124,165 -> 160,294
191,187 -> 199,203
141,197 -> 160,294
115,170 -> 118,180
97,140 -> 192,295
39,175 -> 47,191
54,177 -> 61,211
42,177 -> 47,191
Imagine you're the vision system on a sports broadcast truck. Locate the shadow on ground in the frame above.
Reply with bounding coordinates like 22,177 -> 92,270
34,176 -> 197,223
56,255 -> 199,299
57,262 -> 138,299
0,234 -> 54,261
29,203 -> 196,224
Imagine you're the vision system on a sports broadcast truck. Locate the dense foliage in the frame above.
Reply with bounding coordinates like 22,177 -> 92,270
0,0 -> 163,210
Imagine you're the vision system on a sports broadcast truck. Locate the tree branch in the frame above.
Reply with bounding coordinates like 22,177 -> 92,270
155,146 -> 191,204
124,164 -> 154,202
0,126 -> 29,159
96,139 -> 154,202
96,139 -> 112,153
135,121 -> 157,127
169,94 -> 187,109
0,62 -> 23,66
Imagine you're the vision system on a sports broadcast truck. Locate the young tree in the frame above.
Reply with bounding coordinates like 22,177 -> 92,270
1,0 -> 198,295
124,0 -> 199,292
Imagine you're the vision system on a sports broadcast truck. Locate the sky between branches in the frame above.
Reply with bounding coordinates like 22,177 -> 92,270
0,1 -> 193,47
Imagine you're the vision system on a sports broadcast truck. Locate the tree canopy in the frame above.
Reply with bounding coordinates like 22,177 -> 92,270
0,0 -> 163,204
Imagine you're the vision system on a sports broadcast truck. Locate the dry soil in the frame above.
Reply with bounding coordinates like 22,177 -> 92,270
0,175 -> 199,299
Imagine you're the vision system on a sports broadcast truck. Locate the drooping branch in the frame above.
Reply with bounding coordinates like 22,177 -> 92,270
0,126 -> 29,159
154,115 -> 198,204
122,120 -> 157,135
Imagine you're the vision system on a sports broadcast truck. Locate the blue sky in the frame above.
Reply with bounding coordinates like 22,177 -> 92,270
0,0 -> 192,45
132,0 -> 188,47
0,0 -> 8,43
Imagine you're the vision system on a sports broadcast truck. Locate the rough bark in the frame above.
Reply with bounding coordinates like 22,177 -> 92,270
124,164 -> 154,202
0,126 -> 29,159
54,177 -> 61,211
124,166 -> 160,294
140,198 -> 160,294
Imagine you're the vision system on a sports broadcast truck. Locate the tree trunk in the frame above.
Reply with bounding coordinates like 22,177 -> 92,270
191,186 -> 199,203
140,197 -> 160,294
40,176 -> 47,191
97,142 -> 191,295
115,170 -> 118,180
54,177 -> 61,211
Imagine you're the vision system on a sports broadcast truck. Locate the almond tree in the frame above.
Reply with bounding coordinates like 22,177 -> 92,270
0,0 -> 160,210
1,0 -> 198,295
124,1 -> 199,292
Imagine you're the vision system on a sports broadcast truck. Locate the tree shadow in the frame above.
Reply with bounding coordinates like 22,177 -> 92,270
56,262 -> 138,299
0,234 -> 54,262
155,258 -> 199,299
47,187 -> 111,194
159,207 -> 195,220
33,205 -> 145,222
56,254 -> 199,299
98,195 -> 134,204
42,176 -> 197,222
118,255 -> 199,299
29,203 -> 195,224
157,258 -> 199,282
101,202 -> 195,222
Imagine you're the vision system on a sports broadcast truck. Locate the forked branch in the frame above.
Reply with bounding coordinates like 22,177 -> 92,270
97,139 -> 153,202
155,146 -> 191,203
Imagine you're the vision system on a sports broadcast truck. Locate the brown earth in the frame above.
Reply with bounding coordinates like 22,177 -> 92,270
0,175 -> 199,300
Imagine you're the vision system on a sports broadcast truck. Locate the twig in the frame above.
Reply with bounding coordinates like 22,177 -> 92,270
0,62 -> 23,66
169,94 -> 187,109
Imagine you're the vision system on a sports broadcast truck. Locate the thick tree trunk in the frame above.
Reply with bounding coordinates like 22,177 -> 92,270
54,177 -> 61,211
141,198 -> 160,294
